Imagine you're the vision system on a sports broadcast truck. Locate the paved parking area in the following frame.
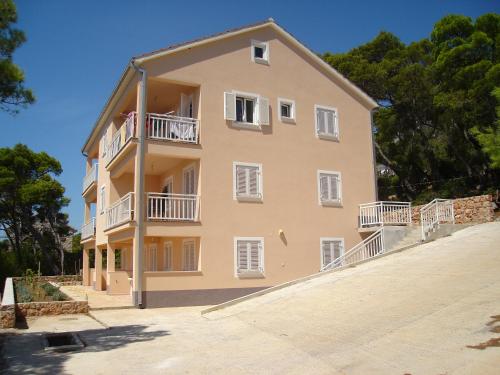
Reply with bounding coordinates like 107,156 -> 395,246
2,222 -> 500,374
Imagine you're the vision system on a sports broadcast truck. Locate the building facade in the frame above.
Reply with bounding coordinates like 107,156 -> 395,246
80,19 -> 378,307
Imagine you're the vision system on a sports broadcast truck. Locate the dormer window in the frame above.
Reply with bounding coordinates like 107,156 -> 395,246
251,40 -> 269,65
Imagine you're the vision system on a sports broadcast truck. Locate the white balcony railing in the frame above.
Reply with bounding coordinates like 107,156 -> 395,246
81,217 -> 96,240
105,192 -> 135,229
147,193 -> 200,221
147,113 -> 199,144
359,201 -> 412,228
82,163 -> 98,193
420,198 -> 454,240
104,112 -> 137,165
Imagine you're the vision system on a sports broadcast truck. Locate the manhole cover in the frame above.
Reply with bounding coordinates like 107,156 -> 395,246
43,333 -> 85,352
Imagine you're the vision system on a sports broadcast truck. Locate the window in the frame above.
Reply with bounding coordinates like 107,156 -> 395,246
183,165 -> 196,195
233,162 -> 263,201
224,91 -> 269,126
182,239 -> 197,271
317,170 -> 342,205
236,96 -> 255,123
320,238 -> 344,269
315,105 -> 339,140
164,241 -> 173,271
234,237 -> 264,277
278,98 -> 295,123
99,185 -> 105,214
144,244 -> 157,271
251,40 -> 269,64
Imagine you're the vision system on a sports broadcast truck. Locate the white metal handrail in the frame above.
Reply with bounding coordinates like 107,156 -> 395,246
81,217 -> 96,240
147,193 -> 200,221
104,112 -> 137,165
321,228 -> 385,271
82,163 -> 98,193
147,113 -> 199,144
420,198 -> 454,240
359,201 -> 412,227
105,192 -> 135,229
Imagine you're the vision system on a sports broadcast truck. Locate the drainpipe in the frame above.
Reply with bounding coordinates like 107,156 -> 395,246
370,108 -> 379,201
130,60 -> 147,308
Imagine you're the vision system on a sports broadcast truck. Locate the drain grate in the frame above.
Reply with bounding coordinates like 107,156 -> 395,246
43,333 -> 85,352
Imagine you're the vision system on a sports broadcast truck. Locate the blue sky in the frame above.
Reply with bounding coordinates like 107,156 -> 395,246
1,0 -> 497,230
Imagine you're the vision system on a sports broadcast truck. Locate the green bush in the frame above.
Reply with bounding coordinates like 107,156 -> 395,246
50,291 -> 67,301
15,282 -> 33,303
40,283 -> 59,295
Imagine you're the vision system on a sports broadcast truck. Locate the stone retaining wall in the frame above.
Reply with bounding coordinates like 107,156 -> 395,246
411,194 -> 495,224
15,300 -> 88,318
12,275 -> 82,286
0,304 -> 15,328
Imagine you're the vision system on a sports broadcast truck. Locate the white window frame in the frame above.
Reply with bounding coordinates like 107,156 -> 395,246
233,237 -> 265,278
320,237 -> 345,269
99,185 -> 106,214
148,243 -> 158,272
278,98 -> 296,123
163,241 -> 173,271
182,238 -> 197,271
314,104 -> 339,141
317,170 -> 342,206
251,40 -> 269,65
234,90 -> 259,127
233,161 -> 263,201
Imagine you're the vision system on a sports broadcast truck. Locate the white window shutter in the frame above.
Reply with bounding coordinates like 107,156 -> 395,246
224,92 -> 236,120
319,174 -> 329,201
316,109 -> 325,134
330,175 -> 339,201
322,241 -> 332,266
250,241 -> 260,271
248,167 -> 259,196
258,96 -> 270,125
236,166 -> 247,196
237,241 -> 248,272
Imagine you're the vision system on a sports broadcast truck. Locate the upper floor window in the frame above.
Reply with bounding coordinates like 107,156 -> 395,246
233,162 -> 263,201
251,40 -> 269,64
278,98 -> 296,123
315,105 -> 339,140
234,237 -> 264,277
317,170 -> 342,206
224,91 -> 269,127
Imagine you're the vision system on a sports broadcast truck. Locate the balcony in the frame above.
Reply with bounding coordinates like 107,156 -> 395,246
359,201 -> 412,229
82,163 -> 98,195
106,192 -> 135,230
81,218 -> 96,240
147,193 -> 200,221
104,112 -> 200,168
105,192 -> 200,231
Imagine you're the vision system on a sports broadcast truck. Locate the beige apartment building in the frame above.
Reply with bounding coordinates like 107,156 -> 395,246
80,19 -> 378,308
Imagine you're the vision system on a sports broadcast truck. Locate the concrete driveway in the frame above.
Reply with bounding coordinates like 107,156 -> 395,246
2,222 -> 500,374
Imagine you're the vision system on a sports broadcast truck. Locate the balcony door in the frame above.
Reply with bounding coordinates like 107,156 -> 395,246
183,165 -> 196,195
180,93 -> 193,118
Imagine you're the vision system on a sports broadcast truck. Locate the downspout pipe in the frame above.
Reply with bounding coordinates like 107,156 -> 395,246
370,108 -> 379,201
130,60 -> 147,308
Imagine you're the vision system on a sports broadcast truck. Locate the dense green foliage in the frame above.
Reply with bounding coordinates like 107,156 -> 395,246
0,0 -> 34,113
0,144 -> 74,278
323,13 -> 500,201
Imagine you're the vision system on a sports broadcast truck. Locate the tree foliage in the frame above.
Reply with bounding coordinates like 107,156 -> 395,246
323,13 -> 500,201
0,144 -> 73,277
0,0 -> 34,113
